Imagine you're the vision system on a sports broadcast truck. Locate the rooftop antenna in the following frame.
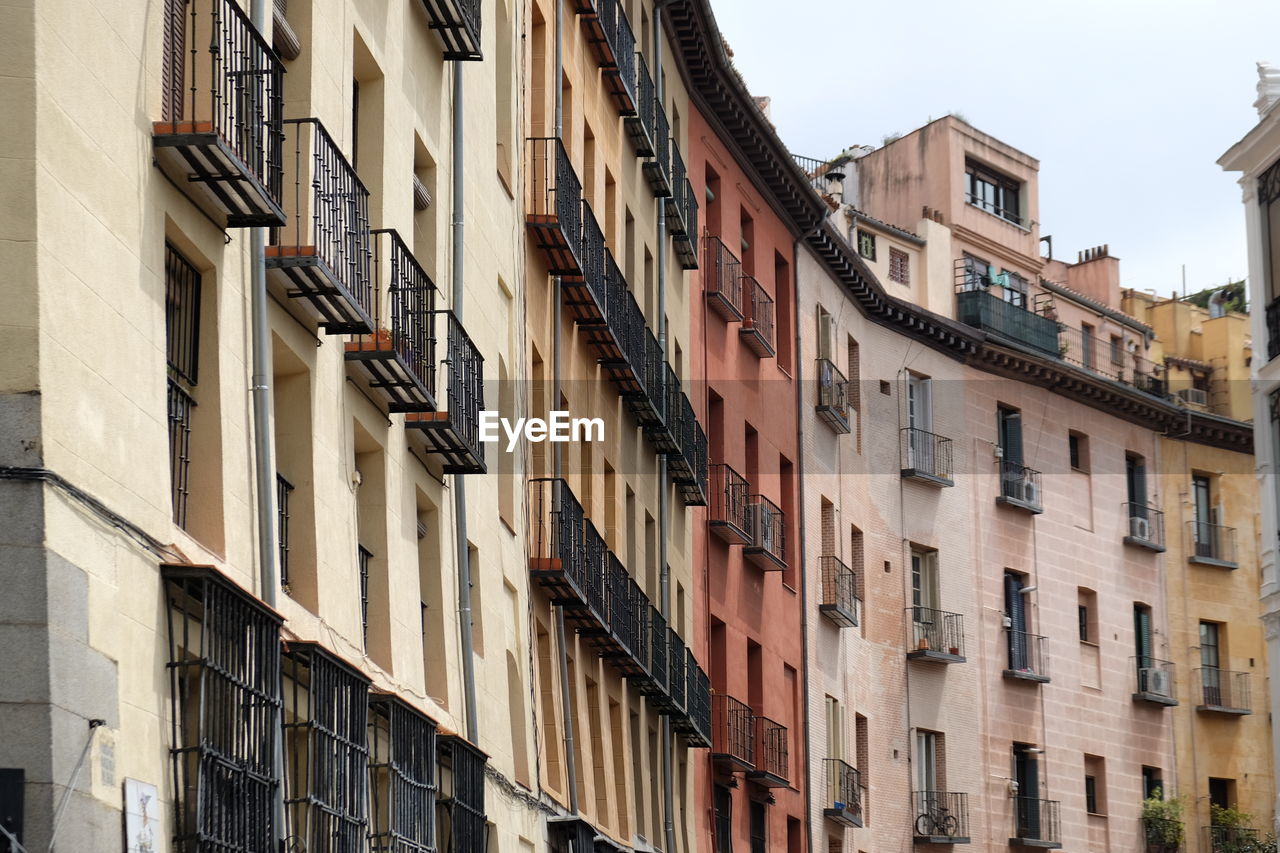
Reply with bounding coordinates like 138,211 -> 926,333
1181,264 -> 1186,300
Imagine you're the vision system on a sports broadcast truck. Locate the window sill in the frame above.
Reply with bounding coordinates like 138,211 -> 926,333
1079,640 -> 1100,649
966,200 -> 1032,232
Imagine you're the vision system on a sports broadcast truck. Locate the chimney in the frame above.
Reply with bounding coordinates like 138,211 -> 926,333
1068,245 -> 1122,309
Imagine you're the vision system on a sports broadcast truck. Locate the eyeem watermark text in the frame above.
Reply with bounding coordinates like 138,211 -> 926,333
479,411 -> 605,452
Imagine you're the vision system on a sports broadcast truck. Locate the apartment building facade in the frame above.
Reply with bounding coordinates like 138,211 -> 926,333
1220,61 -> 1280,841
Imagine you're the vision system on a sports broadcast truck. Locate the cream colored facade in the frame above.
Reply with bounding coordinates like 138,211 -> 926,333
0,0 -> 540,849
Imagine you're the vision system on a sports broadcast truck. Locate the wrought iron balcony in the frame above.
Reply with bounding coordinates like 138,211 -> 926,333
954,260 -> 1059,356
1195,667 -> 1251,715
744,495 -> 786,571
643,100 -> 673,198
997,461 -> 1043,514
746,716 -> 788,787
548,815 -> 598,853
1189,521 -> 1238,568
1204,825 -> 1264,853
1268,297 -> 1280,362
705,234 -> 745,321
640,605 -> 670,697
560,519 -> 609,639
267,118 -> 373,334
672,179 -> 700,270
709,464 -> 752,545
526,137 -> 584,276
651,364 -> 683,455
1057,326 -> 1167,394
1003,630 -> 1050,683
404,311 -> 486,474
153,0 -> 285,228
600,282 -> 647,399
588,554 -> 634,659
657,629 -> 687,714
913,791 -> 971,844
907,607 -> 966,663
611,577 -> 652,682
1012,798 -> 1062,848
1131,656 -> 1178,706
711,694 -> 755,771
345,230 -> 438,413
624,328 -> 666,430
528,477 -> 588,604
823,759 -> 865,827
624,54 -> 656,157
740,276 -> 777,358
1144,817 -> 1185,853
417,0 -> 482,60
816,358 -> 851,434
1123,503 -> 1166,552
438,735 -> 488,853
578,0 -> 638,114
671,650 -> 712,748
820,556 -> 860,628
583,249 -> 627,364
563,200 -> 608,324
676,418 -> 709,507
901,427 -> 954,486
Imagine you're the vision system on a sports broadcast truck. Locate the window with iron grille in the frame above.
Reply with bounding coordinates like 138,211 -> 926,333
856,229 -> 876,261
277,474 -> 294,589
888,248 -> 909,284
439,736 -> 488,853
359,545 -> 373,646
714,784 -> 734,853
162,563 -> 283,853
369,695 -> 439,853
283,644 -> 371,851
750,799 -> 767,853
165,243 -> 201,527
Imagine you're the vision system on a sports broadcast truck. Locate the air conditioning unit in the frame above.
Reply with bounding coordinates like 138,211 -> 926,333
752,503 -> 776,552
1177,388 -> 1208,406
1146,668 -> 1172,698
1129,516 -> 1151,541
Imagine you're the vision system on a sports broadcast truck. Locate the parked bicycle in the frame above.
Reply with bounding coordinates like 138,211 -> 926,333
916,801 -> 959,837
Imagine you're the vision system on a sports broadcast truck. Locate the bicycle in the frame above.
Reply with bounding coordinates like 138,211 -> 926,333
915,801 -> 959,838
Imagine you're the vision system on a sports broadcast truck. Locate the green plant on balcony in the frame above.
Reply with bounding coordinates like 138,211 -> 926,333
1208,805 -> 1278,853
1142,790 -> 1185,853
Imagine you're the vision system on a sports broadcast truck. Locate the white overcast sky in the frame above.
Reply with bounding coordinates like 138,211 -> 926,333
708,0 -> 1280,299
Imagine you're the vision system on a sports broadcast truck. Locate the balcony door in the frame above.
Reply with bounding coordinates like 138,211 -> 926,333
907,374 -> 933,470
912,550 -> 939,613
1192,475 -> 1214,557
1200,621 -> 1222,705
998,407 -> 1023,468
1014,745 -> 1041,839
916,731 -> 938,794
1005,571 -> 1029,671
1126,454 -> 1148,518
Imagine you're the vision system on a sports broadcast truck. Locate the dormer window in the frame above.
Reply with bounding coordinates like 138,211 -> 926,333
966,159 -> 1023,226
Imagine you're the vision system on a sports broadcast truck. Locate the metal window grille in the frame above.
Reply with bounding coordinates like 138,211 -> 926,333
439,736 -> 488,853
166,243 -> 202,383
277,473 -> 294,588
889,247 -> 910,284
168,380 -> 196,528
368,695 -> 438,853
163,564 -> 283,853
283,644 -> 371,852
358,546 -> 373,646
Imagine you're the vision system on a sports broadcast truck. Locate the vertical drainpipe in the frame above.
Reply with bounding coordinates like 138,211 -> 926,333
653,6 -> 677,853
248,0 -> 285,845
453,57 -> 479,744
552,0 -> 582,817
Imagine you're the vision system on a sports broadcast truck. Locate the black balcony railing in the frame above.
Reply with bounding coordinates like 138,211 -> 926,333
820,556 -> 860,629
1123,502 -> 1166,552
740,276 -> 777,358
1132,656 -> 1178,706
645,606 -> 670,696
417,0 -> 482,60
954,260 -> 1059,356
357,545 -> 372,645
439,735 -> 488,853
601,280 -> 647,396
528,478 -> 587,604
154,0 -> 285,227
562,519 -> 608,634
345,230 -> 438,413
526,137 -> 584,276
1058,326 -> 1166,393
901,428 -> 954,485
712,694 -> 754,770
676,417 -> 709,507
611,577 -> 652,682
998,461 -> 1043,513
705,234 -> 744,321
1189,521 -> 1238,567
673,651 -> 713,748
625,327 -> 666,430
268,118 -> 373,334
913,791 -> 971,843
662,629 -> 687,714
816,358 -> 851,433
367,695 -> 438,853
673,179 -> 699,269
744,495 -> 786,571
1013,798 -> 1062,848
590,554 -> 633,659
908,607 -> 965,662
1195,667 -> 1252,714
601,0 -> 638,114
1204,825 -> 1267,853
793,154 -> 849,199
823,759 -> 865,828
747,716 -> 788,787
168,380 -> 195,528
1004,630 -> 1050,683
563,200 -> 607,324
1268,297 -> 1280,362
624,54 -> 656,157
405,310 -> 486,474
276,474 -> 293,589
643,101 -> 672,198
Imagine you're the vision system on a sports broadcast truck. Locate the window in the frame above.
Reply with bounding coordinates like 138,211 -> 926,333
1084,774 -> 1098,814
1134,603 -> 1154,668
163,565 -> 283,851
166,243 -> 201,528
816,306 -> 836,361
1077,589 -> 1097,643
1192,473 -> 1216,556
1110,335 -> 1124,365
1142,767 -> 1164,800
1068,432 -> 1088,472
965,159 -> 1022,225
1260,157 -> 1280,305
889,247 -> 909,284
1208,778 -> 1234,813
1003,272 -> 1028,307
907,373 -> 933,433
1126,453 -> 1148,510
825,696 -> 844,759
714,785 -> 733,853
1081,323 -> 1096,370
997,406 -> 1023,467
857,229 -> 876,260
1200,621 -> 1221,670
440,736 -> 488,853
750,800 -> 767,853
368,696 -> 438,852
911,549 -> 939,612
915,730 -> 943,793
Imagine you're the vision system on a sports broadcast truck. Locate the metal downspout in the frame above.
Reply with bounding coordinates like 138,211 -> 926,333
452,58 -> 479,745
552,0 -> 581,817
654,5 -> 676,852
248,0 -> 285,847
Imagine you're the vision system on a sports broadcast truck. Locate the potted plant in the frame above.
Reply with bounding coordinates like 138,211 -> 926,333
949,645 -> 961,656
1142,789 -> 1185,853
1208,804 -> 1269,853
